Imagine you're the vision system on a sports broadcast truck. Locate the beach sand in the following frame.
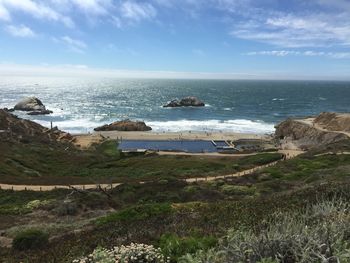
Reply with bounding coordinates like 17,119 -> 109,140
74,131 -> 273,149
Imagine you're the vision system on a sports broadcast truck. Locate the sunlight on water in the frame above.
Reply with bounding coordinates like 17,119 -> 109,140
1,77 -> 349,134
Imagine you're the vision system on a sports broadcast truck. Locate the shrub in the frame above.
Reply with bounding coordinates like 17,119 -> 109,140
220,184 -> 256,196
95,203 -> 173,226
159,233 -> 217,262
54,200 -> 78,216
180,198 -> 350,263
183,185 -> 199,194
74,243 -> 168,263
25,199 -> 52,210
12,228 -> 49,250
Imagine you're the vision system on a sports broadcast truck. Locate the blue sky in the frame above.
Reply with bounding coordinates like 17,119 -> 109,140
0,0 -> 350,79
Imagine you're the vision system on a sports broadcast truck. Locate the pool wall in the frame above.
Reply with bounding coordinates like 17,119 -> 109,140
118,140 -> 236,153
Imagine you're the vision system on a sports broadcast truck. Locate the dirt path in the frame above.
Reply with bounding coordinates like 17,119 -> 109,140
0,183 -> 122,191
184,160 -> 279,183
297,119 -> 350,138
0,151 -> 303,192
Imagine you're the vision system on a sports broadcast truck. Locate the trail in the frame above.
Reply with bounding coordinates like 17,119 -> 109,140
296,119 -> 350,138
0,150 -> 303,192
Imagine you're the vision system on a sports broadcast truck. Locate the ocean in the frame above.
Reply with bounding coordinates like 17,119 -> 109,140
1,77 -> 349,134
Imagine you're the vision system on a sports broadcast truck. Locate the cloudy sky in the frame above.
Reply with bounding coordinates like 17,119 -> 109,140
1,0 -> 350,79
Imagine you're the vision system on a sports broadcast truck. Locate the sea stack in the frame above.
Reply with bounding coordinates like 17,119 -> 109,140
163,96 -> 205,107
94,119 -> 152,131
13,97 -> 53,115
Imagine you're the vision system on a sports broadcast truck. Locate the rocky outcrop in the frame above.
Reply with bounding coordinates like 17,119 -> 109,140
163,97 -> 205,107
13,97 -> 52,115
0,109 -> 74,144
314,112 -> 350,132
94,119 -> 152,132
275,117 -> 348,150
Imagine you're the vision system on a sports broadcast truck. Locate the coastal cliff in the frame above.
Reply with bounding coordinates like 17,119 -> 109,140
275,112 -> 350,150
0,109 -> 74,144
314,112 -> 350,132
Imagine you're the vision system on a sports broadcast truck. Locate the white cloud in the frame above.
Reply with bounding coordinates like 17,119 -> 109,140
70,0 -> 111,15
0,0 -> 74,27
50,0 -> 112,16
0,3 -> 10,21
53,36 -> 87,53
245,50 -> 350,59
5,24 -> 36,37
121,1 -> 156,22
209,0 -> 350,48
316,0 -> 350,11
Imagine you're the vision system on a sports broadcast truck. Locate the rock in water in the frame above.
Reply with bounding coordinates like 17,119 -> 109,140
27,110 -> 53,115
14,97 -> 53,115
164,99 -> 181,107
163,96 -> 205,107
94,119 -> 152,131
14,97 -> 46,111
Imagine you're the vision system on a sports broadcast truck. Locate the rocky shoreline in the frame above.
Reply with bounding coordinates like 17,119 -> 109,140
275,112 -> 350,150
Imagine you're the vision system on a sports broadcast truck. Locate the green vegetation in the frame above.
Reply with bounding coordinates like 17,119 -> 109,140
0,189 -> 66,216
1,138 -> 350,262
180,198 -> 350,263
159,233 -> 217,262
96,203 -> 173,226
12,229 -> 49,251
0,139 -> 282,184
74,243 -> 168,263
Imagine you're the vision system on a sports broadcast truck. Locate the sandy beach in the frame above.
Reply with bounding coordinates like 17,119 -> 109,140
74,130 -> 273,148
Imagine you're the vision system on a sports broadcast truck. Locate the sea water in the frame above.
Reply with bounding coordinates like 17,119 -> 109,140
1,77 -> 349,134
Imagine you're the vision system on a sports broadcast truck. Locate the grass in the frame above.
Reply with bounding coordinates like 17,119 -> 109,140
95,203 -> 173,226
0,189 -> 68,216
258,153 -> 350,182
0,139 -> 282,185
1,138 -> 349,262
180,198 -> 350,263
3,180 -> 349,262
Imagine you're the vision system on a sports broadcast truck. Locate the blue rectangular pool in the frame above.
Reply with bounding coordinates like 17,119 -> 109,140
118,140 -> 219,153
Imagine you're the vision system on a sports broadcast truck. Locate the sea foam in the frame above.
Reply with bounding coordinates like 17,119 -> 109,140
147,119 -> 275,134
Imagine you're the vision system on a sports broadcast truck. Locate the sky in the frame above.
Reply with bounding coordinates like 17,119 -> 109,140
0,0 -> 350,80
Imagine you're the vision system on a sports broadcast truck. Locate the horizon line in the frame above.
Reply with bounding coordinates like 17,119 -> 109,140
1,63 -> 350,81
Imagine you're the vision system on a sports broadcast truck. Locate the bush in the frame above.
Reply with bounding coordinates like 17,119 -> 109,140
220,184 -> 256,196
54,200 -> 78,216
74,243 -> 168,263
183,185 -> 199,194
12,228 -> 49,250
95,203 -> 173,226
159,233 -> 217,262
180,198 -> 350,263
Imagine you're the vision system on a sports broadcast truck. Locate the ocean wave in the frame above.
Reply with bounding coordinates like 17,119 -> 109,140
32,118 -> 275,134
34,118 -> 102,134
147,119 -> 275,134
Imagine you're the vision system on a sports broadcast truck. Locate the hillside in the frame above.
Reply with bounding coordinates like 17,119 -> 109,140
0,109 -> 74,144
0,111 -> 349,262
275,112 -> 350,150
314,112 -> 350,132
